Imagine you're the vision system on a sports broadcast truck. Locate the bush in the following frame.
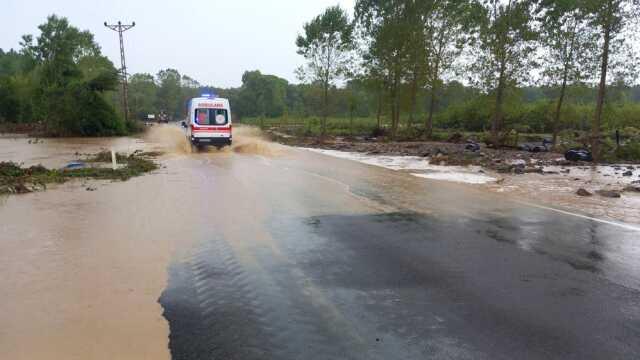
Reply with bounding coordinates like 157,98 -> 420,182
39,77 -> 126,137
614,141 -> 640,161
621,127 -> 640,140
435,99 -> 490,132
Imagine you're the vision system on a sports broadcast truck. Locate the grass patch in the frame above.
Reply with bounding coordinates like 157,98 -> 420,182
0,151 -> 160,195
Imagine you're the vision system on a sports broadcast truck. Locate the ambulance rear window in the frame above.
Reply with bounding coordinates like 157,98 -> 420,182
195,109 -> 228,125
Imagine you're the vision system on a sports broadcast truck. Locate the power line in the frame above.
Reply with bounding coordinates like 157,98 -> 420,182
104,21 -> 135,123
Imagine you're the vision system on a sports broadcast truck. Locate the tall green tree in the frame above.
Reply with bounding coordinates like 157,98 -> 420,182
403,3 -> 427,129
0,48 -> 37,123
420,0 -> 480,139
235,70 -> 288,118
360,59 -> 387,129
0,49 -> 33,77
181,75 -> 202,116
356,0 -> 417,138
296,5 -> 355,136
25,15 -> 101,88
538,0 -> 598,147
129,73 -> 158,119
20,15 -> 122,135
582,0 -> 639,160
64,70 -> 123,135
156,68 -> 182,118
471,0 -> 538,146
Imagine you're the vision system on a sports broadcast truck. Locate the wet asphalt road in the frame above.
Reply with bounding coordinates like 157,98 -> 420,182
157,145 -> 640,360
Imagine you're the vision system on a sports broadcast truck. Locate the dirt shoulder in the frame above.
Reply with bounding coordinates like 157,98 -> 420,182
272,132 -> 583,170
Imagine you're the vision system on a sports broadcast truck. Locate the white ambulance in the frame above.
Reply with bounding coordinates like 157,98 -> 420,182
182,94 -> 232,149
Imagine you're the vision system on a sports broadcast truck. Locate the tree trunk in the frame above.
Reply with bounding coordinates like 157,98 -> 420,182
593,21 -> 611,162
376,90 -> 382,129
408,65 -> 418,129
390,90 -> 398,140
390,67 -> 401,140
552,21 -> 579,148
322,41 -> 332,139
492,71 -> 505,147
350,107 -> 354,136
552,70 -> 568,149
322,79 -> 328,138
426,84 -> 437,140
349,91 -> 355,137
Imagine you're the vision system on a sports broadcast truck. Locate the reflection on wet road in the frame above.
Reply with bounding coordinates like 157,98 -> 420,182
1,126 -> 639,359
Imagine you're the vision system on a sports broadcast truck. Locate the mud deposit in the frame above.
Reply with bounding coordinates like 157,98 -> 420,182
302,147 -> 640,225
486,167 -> 640,224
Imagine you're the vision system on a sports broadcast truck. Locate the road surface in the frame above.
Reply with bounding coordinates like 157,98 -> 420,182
1,126 -> 639,360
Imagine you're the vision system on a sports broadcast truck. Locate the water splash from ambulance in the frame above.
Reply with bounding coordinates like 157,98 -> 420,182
230,126 -> 283,157
143,124 -> 192,155
143,124 -> 284,157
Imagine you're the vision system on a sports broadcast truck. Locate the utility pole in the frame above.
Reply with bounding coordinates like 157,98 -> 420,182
104,21 -> 135,122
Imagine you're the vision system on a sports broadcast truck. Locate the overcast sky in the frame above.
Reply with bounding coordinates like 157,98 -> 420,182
1,0 -> 355,88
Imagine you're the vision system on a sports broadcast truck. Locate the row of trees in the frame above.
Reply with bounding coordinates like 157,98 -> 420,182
128,69 -> 203,120
295,0 -> 640,159
227,70 -> 375,120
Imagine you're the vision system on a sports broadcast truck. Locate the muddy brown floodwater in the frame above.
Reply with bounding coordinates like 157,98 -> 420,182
0,125 -> 285,360
2,125 -> 640,360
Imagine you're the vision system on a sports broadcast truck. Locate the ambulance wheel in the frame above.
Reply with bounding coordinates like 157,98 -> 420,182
190,143 -> 199,153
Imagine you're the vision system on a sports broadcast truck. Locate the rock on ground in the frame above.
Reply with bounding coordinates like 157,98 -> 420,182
596,189 -> 622,198
577,188 -> 593,197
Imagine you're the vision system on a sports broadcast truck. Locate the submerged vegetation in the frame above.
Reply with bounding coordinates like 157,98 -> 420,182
0,151 -> 159,195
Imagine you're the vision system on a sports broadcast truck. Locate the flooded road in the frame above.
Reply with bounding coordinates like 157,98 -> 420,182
1,125 -> 640,359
